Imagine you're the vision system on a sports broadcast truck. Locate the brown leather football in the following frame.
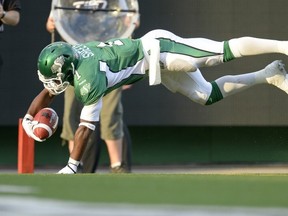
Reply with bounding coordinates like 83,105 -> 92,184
33,108 -> 59,140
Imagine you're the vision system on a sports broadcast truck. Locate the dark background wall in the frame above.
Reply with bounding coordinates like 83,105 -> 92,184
1,0 -> 288,126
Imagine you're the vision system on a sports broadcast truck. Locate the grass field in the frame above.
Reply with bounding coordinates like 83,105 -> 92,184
2,174 -> 288,206
2,125 -> 288,215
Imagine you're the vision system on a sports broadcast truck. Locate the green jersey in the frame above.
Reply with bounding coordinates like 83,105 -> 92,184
67,29 -> 233,122
72,38 -> 147,106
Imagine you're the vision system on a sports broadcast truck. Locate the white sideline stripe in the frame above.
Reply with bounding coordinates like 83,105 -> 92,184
1,196 -> 288,216
0,185 -> 37,194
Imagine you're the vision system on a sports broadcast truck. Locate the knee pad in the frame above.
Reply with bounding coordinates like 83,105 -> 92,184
188,90 -> 210,105
162,71 -> 213,105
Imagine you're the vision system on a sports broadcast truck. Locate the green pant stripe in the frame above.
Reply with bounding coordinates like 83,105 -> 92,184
205,81 -> 223,105
223,41 -> 235,62
158,38 -> 222,58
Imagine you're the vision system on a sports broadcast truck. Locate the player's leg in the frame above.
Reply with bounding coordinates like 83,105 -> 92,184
161,69 -> 212,105
142,29 -> 224,72
156,30 -> 288,104
228,37 -> 288,58
205,38 -> 288,102
67,88 -> 83,153
100,88 -> 130,173
60,86 -> 77,149
212,60 -> 288,101
101,88 -> 124,167
144,30 -> 288,70
162,60 -> 287,105
61,86 -> 100,173
121,123 -> 132,172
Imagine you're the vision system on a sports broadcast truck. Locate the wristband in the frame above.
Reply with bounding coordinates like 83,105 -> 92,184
68,157 -> 80,166
24,114 -> 33,121
79,122 -> 96,131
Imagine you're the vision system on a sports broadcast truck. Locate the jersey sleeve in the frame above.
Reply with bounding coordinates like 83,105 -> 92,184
80,98 -> 103,122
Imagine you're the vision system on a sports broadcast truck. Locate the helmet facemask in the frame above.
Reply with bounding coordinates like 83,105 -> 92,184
37,42 -> 78,95
38,55 -> 75,95
38,70 -> 70,95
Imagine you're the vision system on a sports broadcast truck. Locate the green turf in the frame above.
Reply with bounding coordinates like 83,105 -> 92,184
1,174 -> 288,207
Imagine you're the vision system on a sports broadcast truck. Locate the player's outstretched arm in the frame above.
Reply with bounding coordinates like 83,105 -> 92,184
26,89 -> 55,116
58,121 -> 96,174
58,101 -> 100,174
22,89 -> 55,142
57,157 -> 80,174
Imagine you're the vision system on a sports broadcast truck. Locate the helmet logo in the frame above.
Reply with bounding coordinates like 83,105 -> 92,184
51,56 -> 65,74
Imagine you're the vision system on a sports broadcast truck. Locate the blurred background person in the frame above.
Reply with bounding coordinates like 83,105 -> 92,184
46,0 -> 140,173
0,0 -> 21,76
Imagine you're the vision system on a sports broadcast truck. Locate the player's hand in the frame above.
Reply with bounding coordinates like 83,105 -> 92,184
22,114 -> 45,142
57,158 -> 80,174
57,165 -> 77,174
46,16 -> 55,33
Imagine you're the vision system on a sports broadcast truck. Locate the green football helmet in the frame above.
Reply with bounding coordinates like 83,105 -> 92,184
37,42 -> 79,95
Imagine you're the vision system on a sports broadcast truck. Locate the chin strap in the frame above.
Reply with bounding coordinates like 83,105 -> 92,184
38,70 -> 70,95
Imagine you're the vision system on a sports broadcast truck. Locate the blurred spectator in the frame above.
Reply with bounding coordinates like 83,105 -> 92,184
45,2 -> 139,173
0,0 -> 21,75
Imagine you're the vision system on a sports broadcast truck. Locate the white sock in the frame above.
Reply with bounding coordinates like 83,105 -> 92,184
229,37 -> 287,57
277,41 -> 288,56
216,61 -> 288,98
111,162 -> 121,168
215,71 -> 259,98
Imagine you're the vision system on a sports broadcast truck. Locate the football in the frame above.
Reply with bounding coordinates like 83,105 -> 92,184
33,108 -> 59,140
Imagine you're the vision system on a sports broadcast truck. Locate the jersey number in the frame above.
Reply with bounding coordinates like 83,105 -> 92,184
97,40 -> 124,48
73,70 -> 81,80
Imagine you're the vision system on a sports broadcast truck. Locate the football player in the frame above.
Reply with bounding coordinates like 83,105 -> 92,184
23,29 -> 288,174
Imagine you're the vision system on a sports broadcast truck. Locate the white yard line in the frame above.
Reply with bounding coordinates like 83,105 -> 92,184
0,185 -> 38,194
0,196 -> 288,216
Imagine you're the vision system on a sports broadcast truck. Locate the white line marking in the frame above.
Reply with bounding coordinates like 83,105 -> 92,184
1,196 -> 288,216
0,185 -> 37,194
